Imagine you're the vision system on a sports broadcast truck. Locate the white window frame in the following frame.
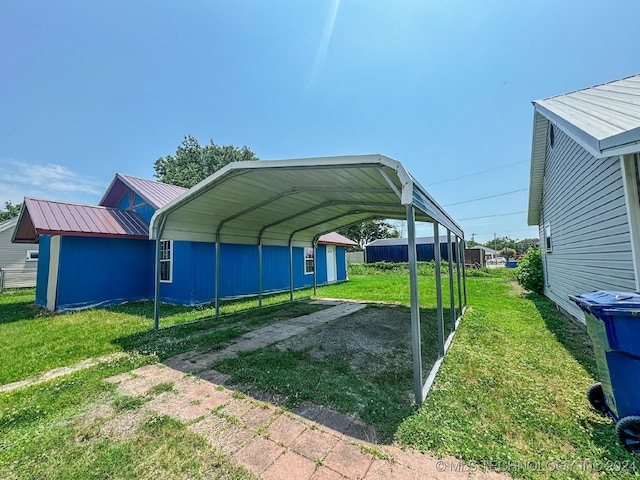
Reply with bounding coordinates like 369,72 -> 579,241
26,250 -> 39,262
304,247 -> 314,275
544,223 -> 552,253
160,240 -> 173,283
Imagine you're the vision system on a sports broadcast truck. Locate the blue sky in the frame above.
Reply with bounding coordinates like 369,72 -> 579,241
1,1 -> 639,244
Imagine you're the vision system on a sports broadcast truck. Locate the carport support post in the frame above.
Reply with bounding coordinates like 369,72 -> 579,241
258,241 -> 263,307
456,236 -> 463,315
153,238 -> 161,330
313,241 -> 317,296
215,237 -> 220,318
434,223 -> 445,358
289,240 -> 294,301
446,230 -> 456,331
462,240 -> 468,307
406,204 -> 423,405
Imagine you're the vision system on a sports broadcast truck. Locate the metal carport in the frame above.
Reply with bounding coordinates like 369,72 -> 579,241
149,154 -> 467,404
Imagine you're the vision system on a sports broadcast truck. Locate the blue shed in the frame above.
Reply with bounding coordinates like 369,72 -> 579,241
365,236 -> 457,263
12,174 -> 356,312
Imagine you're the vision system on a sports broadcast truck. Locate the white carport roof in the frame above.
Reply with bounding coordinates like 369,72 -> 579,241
149,154 -> 467,406
150,154 -> 463,244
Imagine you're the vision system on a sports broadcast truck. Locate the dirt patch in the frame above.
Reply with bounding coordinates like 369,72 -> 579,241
275,304 -> 417,375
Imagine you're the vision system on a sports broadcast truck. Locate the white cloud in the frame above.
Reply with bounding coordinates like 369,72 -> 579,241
0,159 -> 104,204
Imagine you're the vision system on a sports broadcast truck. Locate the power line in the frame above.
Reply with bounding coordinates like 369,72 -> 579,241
458,211 -> 526,221
443,188 -> 528,207
425,160 -> 528,186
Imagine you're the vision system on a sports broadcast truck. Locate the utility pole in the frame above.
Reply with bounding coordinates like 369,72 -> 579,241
471,233 -> 476,243
494,233 -> 497,260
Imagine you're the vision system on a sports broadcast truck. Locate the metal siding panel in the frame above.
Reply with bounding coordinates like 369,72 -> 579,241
336,246 -> 347,280
35,235 -> 50,307
191,242 -> 215,304
293,246 -> 312,288
262,245 -> 290,292
159,241 -> 192,304
219,243 -> 259,298
56,237 -> 154,310
541,129 -> 635,319
316,245 -> 327,285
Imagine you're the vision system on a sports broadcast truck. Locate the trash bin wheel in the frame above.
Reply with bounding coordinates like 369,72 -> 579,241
587,382 -> 608,415
616,416 -> 640,454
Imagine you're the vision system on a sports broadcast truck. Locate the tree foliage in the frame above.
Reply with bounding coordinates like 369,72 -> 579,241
516,247 -> 544,294
154,135 -> 259,188
337,219 -> 400,249
482,236 -> 538,255
0,201 -> 22,222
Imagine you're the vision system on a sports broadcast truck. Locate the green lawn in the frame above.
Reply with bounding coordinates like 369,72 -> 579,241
0,288 -> 323,385
1,269 -> 637,479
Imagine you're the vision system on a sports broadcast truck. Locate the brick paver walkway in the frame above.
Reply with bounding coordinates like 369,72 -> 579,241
105,300 -> 509,479
107,363 -> 507,479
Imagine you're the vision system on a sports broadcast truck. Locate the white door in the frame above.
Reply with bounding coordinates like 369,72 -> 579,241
326,245 -> 337,283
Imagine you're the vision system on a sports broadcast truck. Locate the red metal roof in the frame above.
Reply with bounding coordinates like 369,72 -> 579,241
100,173 -> 187,209
318,232 -> 358,247
12,198 -> 149,243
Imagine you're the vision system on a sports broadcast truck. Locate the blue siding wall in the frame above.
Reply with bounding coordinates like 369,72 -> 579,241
336,246 -> 347,280
219,243 -> 259,298
315,245 -> 327,285
262,245 -> 290,292
160,241 -> 215,305
35,235 -> 51,308
56,237 -> 154,310
117,191 -> 156,223
366,243 -> 457,263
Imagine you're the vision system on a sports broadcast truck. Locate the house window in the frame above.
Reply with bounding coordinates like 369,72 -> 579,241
160,240 -> 173,283
544,223 -> 552,253
26,250 -> 39,262
304,247 -> 314,275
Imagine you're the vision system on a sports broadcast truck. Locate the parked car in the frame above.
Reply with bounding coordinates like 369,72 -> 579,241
487,257 -> 507,264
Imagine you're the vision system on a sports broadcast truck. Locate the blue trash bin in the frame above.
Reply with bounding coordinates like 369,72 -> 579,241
570,290 -> 640,454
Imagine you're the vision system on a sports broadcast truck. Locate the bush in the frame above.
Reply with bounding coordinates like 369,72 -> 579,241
516,247 -> 544,294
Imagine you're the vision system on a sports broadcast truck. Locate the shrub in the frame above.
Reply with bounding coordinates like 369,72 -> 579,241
516,247 -> 544,294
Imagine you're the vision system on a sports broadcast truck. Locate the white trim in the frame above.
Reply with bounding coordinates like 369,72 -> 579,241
26,250 -> 39,262
46,236 -> 60,311
544,222 -> 552,253
326,245 -> 337,283
621,154 -> 640,291
159,240 -> 173,283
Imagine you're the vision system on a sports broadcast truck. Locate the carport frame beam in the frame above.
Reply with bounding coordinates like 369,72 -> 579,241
406,204 -> 423,405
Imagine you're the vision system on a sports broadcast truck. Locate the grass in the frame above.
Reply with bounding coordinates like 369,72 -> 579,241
2,269 -> 638,479
0,355 -> 254,479
0,288 -> 325,385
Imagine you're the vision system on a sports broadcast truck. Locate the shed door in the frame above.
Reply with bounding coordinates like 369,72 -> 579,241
326,245 -> 337,283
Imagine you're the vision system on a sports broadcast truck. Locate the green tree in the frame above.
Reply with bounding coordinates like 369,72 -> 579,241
337,219 -> 400,249
154,135 -> 259,188
0,201 -> 22,222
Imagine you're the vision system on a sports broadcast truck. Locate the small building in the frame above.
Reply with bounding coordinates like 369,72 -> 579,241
0,217 -> 38,289
365,236 -> 457,263
12,173 -> 356,311
527,73 -> 640,321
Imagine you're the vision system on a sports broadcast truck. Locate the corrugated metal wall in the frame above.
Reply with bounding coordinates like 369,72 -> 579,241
365,242 -> 457,263
540,126 -> 635,321
56,237 -> 154,310
35,235 -> 51,307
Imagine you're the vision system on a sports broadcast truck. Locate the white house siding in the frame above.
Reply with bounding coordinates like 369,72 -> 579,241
0,220 -> 38,288
540,127 -> 635,322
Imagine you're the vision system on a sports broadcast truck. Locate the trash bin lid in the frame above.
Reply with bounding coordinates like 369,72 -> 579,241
570,290 -> 640,319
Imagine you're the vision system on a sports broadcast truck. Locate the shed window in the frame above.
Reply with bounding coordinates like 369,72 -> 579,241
544,223 -> 552,253
26,250 -> 39,262
304,247 -> 314,275
160,240 -> 173,283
